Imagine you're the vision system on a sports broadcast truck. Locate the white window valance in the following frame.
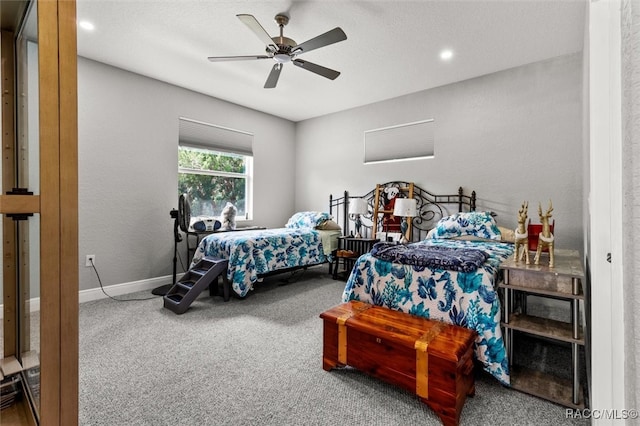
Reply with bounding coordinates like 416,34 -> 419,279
179,117 -> 253,156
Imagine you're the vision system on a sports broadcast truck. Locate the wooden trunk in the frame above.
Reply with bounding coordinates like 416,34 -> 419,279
320,301 -> 476,426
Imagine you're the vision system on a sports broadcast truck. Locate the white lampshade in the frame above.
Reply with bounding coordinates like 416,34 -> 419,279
393,198 -> 417,217
349,198 -> 368,215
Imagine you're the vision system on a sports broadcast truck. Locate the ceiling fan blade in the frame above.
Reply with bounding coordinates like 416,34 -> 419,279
208,55 -> 271,62
292,59 -> 340,80
237,14 -> 277,52
292,27 -> 347,55
264,64 -> 283,88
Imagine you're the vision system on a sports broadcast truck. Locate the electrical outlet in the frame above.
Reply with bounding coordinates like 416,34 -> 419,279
85,255 -> 96,267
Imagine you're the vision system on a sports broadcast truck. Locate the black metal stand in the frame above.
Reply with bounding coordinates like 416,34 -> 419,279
152,209 -> 181,296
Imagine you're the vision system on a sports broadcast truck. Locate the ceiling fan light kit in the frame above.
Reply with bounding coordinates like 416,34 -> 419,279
208,13 -> 347,88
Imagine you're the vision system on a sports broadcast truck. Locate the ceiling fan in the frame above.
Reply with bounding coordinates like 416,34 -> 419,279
208,13 -> 347,88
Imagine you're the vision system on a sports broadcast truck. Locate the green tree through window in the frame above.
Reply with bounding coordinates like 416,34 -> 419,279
178,146 -> 251,218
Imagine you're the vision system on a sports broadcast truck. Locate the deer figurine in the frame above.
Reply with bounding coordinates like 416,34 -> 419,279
534,200 -> 555,267
513,201 -> 530,264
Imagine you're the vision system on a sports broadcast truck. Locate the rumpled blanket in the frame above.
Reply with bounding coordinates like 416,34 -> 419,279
370,242 -> 489,272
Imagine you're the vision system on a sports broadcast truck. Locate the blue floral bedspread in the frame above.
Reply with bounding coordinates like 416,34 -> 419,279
342,238 -> 514,385
191,228 -> 329,297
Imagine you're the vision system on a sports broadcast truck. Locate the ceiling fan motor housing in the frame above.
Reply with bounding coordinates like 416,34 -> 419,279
271,36 -> 296,49
270,37 -> 296,63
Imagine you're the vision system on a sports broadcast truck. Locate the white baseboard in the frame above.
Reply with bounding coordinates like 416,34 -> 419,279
0,274 -> 182,319
78,274 -> 179,303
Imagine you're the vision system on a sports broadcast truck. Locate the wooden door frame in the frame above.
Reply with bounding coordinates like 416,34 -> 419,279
38,0 -> 79,424
1,0 -> 79,424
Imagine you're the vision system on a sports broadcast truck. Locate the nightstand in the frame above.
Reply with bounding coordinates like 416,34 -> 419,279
332,236 -> 378,280
499,249 -> 586,408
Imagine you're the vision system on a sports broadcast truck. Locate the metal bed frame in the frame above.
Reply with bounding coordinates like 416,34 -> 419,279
330,182 -> 476,242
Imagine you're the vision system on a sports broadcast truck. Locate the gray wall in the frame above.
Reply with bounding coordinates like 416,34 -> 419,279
78,52 -> 583,292
295,53 -> 583,251
78,58 -> 296,290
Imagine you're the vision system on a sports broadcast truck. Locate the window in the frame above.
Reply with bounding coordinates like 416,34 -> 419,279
364,119 -> 435,164
178,118 -> 253,220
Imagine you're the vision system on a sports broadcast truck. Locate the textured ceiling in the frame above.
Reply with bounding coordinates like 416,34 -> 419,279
76,0 -> 586,122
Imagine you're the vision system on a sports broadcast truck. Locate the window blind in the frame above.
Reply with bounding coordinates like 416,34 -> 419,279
364,119 -> 434,163
179,117 -> 253,156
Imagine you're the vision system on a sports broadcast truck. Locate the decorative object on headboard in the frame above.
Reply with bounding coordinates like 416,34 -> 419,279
373,182 -> 414,241
329,183 -> 477,242
393,197 -> 418,243
348,198 -> 368,238
534,200 -> 555,267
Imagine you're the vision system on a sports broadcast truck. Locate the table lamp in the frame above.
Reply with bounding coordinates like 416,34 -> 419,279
393,198 -> 417,244
349,198 -> 369,238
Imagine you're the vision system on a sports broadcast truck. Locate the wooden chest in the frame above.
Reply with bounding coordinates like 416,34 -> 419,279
320,301 -> 477,426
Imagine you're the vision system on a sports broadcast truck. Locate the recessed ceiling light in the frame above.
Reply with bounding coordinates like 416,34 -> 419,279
440,49 -> 454,61
78,21 -> 95,31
